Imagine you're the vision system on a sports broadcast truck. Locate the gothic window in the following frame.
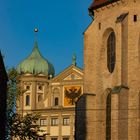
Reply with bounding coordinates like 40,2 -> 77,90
107,31 -> 116,73
106,93 -> 111,140
54,97 -> 59,106
25,95 -> 30,106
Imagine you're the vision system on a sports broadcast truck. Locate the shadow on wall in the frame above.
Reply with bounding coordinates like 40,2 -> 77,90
75,94 -> 87,140
75,85 -> 129,140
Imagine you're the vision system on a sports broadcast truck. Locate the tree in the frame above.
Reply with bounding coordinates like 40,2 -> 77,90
8,113 -> 46,140
65,86 -> 81,105
6,68 -> 45,140
7,68 -> 20,117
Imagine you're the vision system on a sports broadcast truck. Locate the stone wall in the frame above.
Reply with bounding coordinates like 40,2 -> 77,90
76,0 -> 140,139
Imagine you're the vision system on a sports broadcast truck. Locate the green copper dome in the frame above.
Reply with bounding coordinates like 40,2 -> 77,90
17,41 -> 55,77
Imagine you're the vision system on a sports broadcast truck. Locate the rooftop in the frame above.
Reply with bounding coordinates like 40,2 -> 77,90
89,0 -> 120,11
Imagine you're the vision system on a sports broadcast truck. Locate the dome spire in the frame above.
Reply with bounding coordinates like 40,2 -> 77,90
34,28 -> 38,41
34,28 -> 39,49
17,29 -> 55,77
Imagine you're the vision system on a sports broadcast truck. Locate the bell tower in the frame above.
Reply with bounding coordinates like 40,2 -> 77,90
76,0 -> 140,139
17,29 -> 55,115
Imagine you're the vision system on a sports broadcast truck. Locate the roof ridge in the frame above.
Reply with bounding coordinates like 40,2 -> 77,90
89,0 -> 120,11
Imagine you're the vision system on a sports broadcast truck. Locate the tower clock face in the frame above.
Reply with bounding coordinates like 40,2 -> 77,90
107,31 -> 116,73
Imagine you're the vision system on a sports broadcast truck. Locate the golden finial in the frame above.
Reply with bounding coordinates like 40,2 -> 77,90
34,28 -> 38,32
34,28 -> 38,41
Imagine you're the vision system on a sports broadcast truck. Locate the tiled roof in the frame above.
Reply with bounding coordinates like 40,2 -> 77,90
89,0 -> 120,10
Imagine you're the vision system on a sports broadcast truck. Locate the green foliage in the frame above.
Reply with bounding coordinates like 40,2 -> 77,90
7,67 -> 20,115
8,113 -> 45,140
6,68 -> 45,139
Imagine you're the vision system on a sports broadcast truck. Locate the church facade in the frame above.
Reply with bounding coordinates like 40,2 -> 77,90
16,41 -> 83,140
76,0 -> 140,140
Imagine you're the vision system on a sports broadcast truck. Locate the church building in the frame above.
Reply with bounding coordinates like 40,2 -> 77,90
76,0 -> 140,140
16,39 -> 83,140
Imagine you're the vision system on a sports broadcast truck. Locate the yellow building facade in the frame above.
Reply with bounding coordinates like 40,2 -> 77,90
16,41 -> 83,140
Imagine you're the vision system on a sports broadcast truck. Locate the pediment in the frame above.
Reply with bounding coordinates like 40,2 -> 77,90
63,73 -> 82,81
52,65 -> 83,82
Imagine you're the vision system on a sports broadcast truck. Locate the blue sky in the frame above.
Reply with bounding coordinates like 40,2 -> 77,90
0,0 -> 92,74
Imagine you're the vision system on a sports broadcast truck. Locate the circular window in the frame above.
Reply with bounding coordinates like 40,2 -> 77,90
107,31 -> 116,73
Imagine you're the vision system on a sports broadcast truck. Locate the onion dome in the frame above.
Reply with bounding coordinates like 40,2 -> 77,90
17,41 -> 55,77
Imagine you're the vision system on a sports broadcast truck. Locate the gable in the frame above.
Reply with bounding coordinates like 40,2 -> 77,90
52,65 -> 83,82
63,73 -> 82,81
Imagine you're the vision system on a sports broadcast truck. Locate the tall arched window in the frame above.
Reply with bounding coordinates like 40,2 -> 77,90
107,31 -> 116,73
54,97 -> 59,106
26,95 -> 30,106
106,93 -> 111,140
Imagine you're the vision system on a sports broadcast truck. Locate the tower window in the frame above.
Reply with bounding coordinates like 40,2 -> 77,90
25,95 -> 30,106
134,15 -> 137,22
38,94 -> 43,102
107,31 -> 116,73
54,97 -> 59,106
38,85 -> 43,90
26,85 -> 30,90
